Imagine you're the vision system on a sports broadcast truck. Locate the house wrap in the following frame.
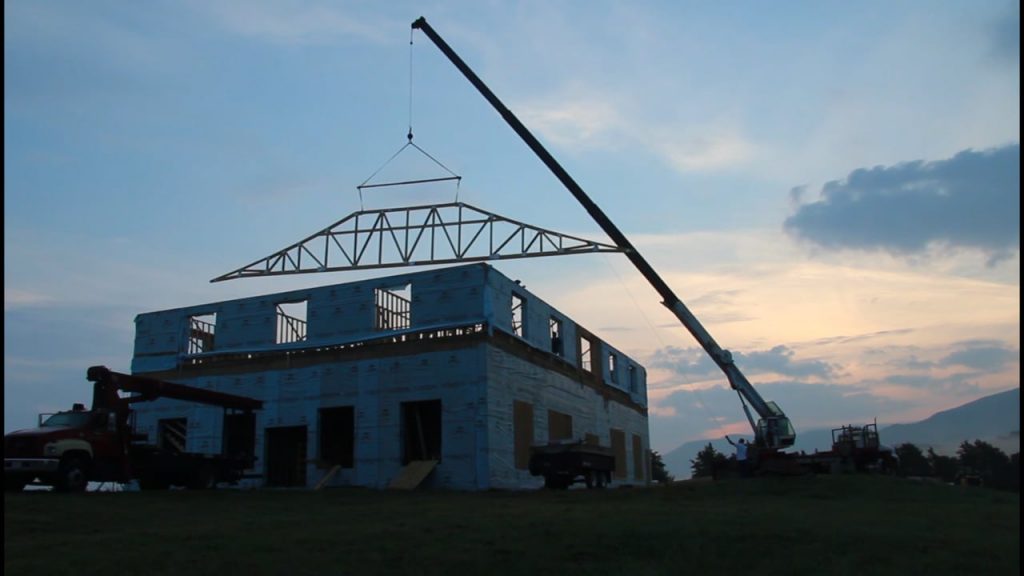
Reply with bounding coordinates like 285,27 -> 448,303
130,263 -> 649,490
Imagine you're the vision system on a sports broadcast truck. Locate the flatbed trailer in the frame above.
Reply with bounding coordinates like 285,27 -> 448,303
528,442 -> 615,489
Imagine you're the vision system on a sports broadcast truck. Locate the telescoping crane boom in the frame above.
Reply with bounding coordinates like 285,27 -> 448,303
411,17 -> 795,451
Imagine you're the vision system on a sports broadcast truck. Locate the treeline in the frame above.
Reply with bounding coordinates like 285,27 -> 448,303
896,440 -> 1020,492
684,439 -> 1020,492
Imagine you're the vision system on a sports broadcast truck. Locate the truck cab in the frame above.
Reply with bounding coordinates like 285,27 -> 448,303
4,404 -> 129,492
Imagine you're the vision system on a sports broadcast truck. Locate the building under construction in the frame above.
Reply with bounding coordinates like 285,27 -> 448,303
130,263 -> 649,490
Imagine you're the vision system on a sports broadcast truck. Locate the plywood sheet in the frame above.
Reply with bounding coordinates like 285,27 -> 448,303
611,428 -> 627,479
389,459 -> 438,490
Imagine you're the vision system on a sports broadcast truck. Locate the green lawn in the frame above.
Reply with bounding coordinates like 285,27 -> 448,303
5,475 -> 1019,576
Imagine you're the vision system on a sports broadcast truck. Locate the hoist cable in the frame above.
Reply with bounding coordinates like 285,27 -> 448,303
356,27 -> 462,206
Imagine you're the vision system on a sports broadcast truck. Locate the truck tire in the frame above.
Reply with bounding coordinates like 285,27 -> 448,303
187,465 -> 217,490
55,456 -> 89,492
138,475 -> 170,490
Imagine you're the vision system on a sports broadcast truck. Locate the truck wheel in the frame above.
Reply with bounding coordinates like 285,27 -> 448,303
55,456 -> 89,492
138,475 -> 170,490
187,466 -> 217,490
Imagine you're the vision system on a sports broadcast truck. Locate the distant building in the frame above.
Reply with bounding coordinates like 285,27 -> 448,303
130,263 -> 649,489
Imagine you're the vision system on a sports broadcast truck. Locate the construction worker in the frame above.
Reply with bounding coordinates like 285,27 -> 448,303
726,435 -> 750,478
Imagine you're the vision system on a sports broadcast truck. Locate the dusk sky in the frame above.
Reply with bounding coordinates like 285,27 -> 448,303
5,1 -> 1019,455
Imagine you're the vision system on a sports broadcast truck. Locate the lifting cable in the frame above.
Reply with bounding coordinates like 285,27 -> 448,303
356,29 -> 461,209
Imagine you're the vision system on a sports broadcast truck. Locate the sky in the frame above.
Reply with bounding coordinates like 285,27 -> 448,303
4,0 -> 1020,455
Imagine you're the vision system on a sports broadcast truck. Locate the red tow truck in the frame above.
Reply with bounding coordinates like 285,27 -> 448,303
4,366 -> 262,492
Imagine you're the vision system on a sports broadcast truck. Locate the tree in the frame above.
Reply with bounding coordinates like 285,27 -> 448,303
1009,453 -> 1020,492
650,450 -> 675,484
957,440 -> 1015,490
894,443 -> 930,476
690,443 -> 731,479
927,448 -> 959,483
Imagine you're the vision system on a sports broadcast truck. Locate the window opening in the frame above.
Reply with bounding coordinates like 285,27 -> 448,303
608,353 -> 618,383
401,399 -> 441,464
276,300 -> 308,344
549,317 -> 564,357
511,293 -> 526,337
223,411 -> 256,465
578,333 -> 594,372
265,425 -> 308,487
187,313 -> 216,354
629,365 -> 638,394
376,284 -> 412,331
158,418 -> 187,453
319,406 -> 355,468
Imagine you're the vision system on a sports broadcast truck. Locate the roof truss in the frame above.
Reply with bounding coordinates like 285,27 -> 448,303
211,202 -> 623,282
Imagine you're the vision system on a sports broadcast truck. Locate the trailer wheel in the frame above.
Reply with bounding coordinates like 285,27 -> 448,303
544,475 -> 569,490
55,456 -> 89,492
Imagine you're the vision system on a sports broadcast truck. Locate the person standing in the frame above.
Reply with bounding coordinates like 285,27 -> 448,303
726,435 -> 750,478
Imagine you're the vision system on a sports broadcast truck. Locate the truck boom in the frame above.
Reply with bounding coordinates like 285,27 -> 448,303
412,17 -> 794,449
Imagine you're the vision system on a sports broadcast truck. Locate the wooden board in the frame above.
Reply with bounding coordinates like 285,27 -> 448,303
389,460 -> 438,490
314,465 -> 341,491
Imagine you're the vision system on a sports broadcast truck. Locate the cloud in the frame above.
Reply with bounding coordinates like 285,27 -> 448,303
649,344 -> 838,382
193,0 -> 394,45
517,97 -> 622,150
784,144 -> 1020,263
937,340 -> 1019,371
882,374 -> 983,396
517,88 -> 755,173
990,2 -> 1020,65
650,381 -> 908,450
4,289 -> 53,311
656,128 -> 755,173
807,329 -> 916,348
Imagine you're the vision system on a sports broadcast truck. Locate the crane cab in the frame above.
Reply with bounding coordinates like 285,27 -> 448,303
756,402 -> 795,449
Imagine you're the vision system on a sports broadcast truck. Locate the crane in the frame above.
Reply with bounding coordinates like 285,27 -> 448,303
411,17 -> 795,451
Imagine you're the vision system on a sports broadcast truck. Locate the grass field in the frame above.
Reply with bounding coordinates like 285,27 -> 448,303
5,475 -> 1019,576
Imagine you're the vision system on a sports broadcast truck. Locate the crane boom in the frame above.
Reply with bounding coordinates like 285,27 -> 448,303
412,17 -> 794,449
